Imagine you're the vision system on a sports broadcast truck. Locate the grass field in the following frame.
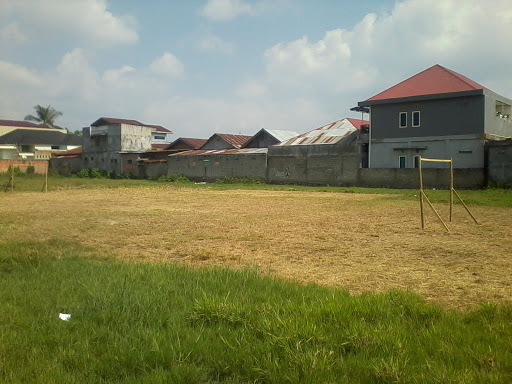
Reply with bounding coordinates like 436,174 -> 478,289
1,175 -> 512,382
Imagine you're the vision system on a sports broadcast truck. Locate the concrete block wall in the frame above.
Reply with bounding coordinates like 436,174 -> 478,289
168,153 -> 267,181
487,140 -> 512,185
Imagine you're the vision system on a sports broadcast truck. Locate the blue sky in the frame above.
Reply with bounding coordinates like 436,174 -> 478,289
1,0 -> 511,138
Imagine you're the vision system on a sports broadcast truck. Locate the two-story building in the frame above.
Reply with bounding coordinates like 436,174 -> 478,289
358,64 -> 512,169
82,117 -> 172,175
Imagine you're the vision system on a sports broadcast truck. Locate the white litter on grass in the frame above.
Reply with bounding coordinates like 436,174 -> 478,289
59,313 -> 71,321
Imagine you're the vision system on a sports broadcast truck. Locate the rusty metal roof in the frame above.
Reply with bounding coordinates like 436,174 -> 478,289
166,137 -> 207,150
170,148 -> 267,156
90,117 -> 172,133
0,119 -> 51,129
202,133 -> 252,149
276,118 -> 368,146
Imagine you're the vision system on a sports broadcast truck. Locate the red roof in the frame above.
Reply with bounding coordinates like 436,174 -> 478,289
166,137 -> 207,150
213,133 -> 252,148
0,119 -> 50,129
346,118 -> 369,129
53,146 -> 82,158
151,143 -> 169,150
90,117 -> 171,133
366,64 -> 486,102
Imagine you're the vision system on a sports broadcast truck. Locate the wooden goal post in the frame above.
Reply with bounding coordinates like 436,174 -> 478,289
418,157 -> 479,232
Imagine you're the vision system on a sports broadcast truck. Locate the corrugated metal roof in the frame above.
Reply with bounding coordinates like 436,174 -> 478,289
264,129 -> 300,142
210,133 -> 252,148
90,117 -> 172,133
365,64 -> 487,102
276,118 -> 368,146
171,148 -> 267,156
166,137 -> 207,150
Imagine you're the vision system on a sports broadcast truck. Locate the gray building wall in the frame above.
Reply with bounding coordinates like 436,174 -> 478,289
267,132 -> 363,186
243,131 -> 279,148
82,123 -> 153,175
168,152 -> 267,181
370,135 -> 485,169
201,135 -> 234,150
370,94 -> 485,140
487,139 -> 512,185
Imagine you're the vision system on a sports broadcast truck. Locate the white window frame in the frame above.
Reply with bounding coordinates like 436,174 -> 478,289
399,155 -> 407,168
412,111 -> 421,127
399,112 -> 407,128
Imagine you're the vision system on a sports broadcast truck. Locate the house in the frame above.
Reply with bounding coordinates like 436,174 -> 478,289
0,119 -> 66,137
82,117 -> 172,175
200,133 -> 252,150
242,129 -> 300,148
166,137 -> 207,151
0,128 -> 81,160
357,64 -> 512,169
267,118 -> 368,185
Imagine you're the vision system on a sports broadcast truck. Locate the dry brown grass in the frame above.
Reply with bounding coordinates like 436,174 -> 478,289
1,186 -> 511,310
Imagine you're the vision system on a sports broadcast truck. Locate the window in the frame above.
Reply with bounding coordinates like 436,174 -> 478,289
51,145 -> 60,150
412,111 -> 420,127
414,155 -> 420,168
127,159 -> 132,164
399,156 -> 407,168
399,112 -> 407,128
153,135 -> 166,140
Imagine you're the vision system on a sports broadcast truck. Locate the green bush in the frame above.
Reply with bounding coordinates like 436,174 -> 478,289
157,174 -> 190,183
26,165 -> 35,174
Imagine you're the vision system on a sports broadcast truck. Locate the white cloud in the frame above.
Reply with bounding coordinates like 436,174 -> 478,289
0,23 -> 27,45
198,35 -> 234,54
200,0 -> 256,21
2,0 -> 138,48
149,53 -> 185,78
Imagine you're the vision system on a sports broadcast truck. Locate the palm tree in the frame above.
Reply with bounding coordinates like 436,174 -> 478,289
24,105 -> 63,128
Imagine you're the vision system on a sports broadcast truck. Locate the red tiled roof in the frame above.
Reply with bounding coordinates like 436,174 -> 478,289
0,119 -> 50,129
213,133 -> 252,148
90,117 -> 171,133
366,64 -> 486,102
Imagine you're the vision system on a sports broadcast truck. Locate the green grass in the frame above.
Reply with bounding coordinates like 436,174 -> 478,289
1,239 -> 511,383
2,172 -> 512,207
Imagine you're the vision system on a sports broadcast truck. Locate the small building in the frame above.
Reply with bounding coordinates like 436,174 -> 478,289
0,128 -> 81,160
267,118 -> 368,186
358,64 -> 512,169
166,137 -> 207,151
82,117 -> 172,175
242,128 -> 300,148
200,133 -> 252,150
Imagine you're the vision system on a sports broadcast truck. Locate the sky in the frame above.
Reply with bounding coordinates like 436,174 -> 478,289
1,0 -> 512,139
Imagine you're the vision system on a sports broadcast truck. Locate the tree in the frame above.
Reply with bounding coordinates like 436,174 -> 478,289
24,105 -> 63,128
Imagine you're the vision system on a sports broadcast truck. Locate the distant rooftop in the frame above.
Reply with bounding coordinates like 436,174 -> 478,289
276,118 -> 368,146
0,119 -> 50,129
90,117 -> 172,133
364,64 -> 487,103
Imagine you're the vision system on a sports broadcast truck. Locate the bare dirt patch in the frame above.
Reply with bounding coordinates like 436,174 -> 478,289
1,187 -> 511,310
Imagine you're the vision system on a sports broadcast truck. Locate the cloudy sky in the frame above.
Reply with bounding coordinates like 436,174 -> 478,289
1,0 -> 511,138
